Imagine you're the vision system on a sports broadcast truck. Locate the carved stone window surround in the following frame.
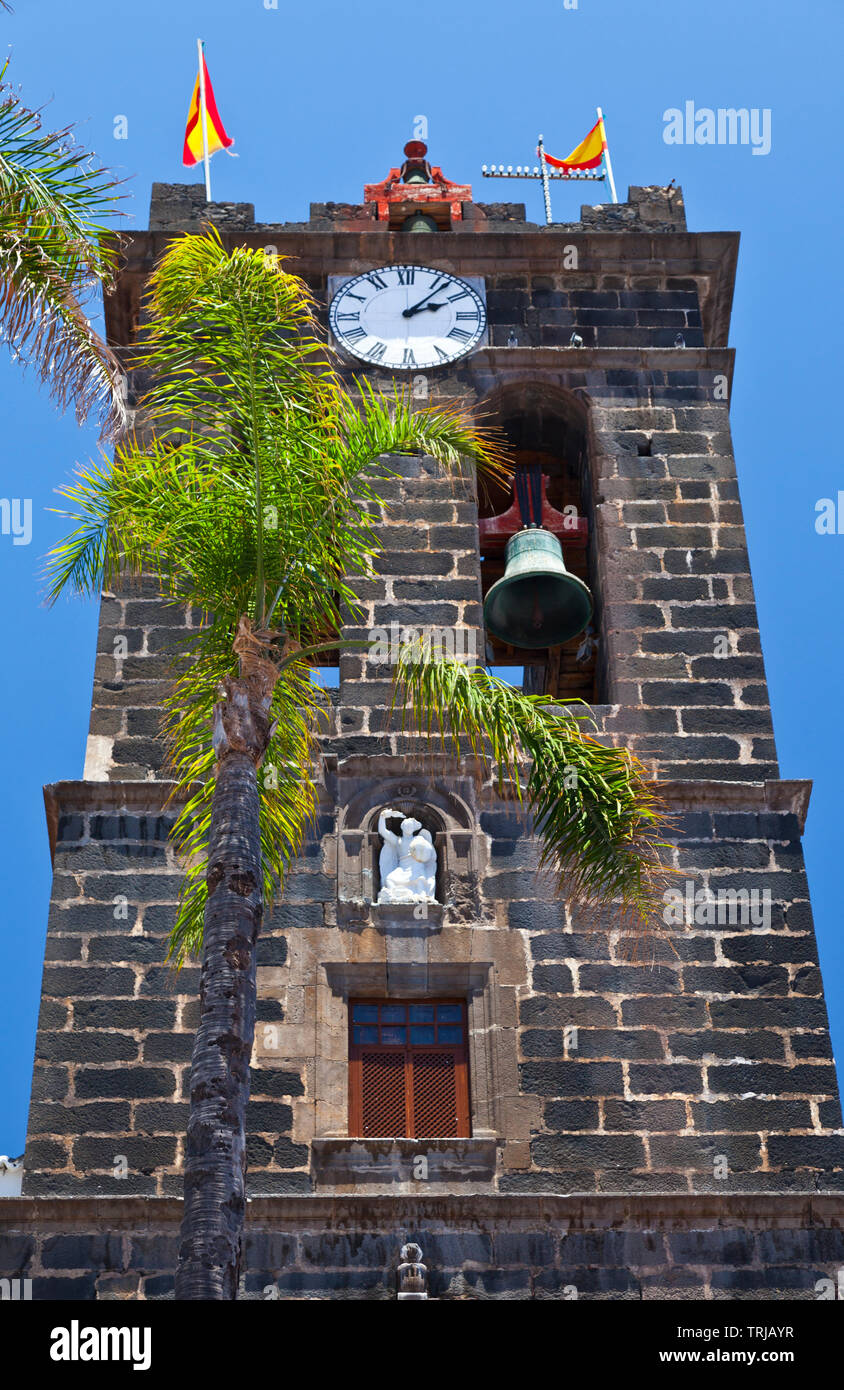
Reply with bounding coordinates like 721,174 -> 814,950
315,960 -> 501,1143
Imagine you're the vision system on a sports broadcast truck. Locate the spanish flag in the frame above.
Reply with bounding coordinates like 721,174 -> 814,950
182,49 -> 233,167
541,117 -> 606,172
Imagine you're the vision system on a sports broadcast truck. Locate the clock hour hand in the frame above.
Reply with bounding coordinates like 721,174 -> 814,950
402,279 -> 448,318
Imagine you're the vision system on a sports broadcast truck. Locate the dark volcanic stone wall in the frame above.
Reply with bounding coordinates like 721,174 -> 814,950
589,386 -> 779,782
3,1195 -> 844,1300
506,805 -> 842,1195
24,457 -> 843,1200
86,376 -> 775,787
483,284 -> 704,350
16,185 -> 844,1298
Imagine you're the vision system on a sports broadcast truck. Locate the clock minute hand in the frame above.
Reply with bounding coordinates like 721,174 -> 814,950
402,279 -> 448,318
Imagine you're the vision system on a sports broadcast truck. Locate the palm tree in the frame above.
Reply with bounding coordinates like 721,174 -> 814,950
46,228 -> 671,1301
0,61 -> 125,435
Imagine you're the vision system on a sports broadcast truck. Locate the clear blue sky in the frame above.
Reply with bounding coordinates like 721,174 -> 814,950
1,0 -> 842,1152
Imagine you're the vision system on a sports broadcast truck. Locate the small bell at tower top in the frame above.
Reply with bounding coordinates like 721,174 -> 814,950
399,140 -> 438,230
402,212 -> 438,232
400,139 -> 433,185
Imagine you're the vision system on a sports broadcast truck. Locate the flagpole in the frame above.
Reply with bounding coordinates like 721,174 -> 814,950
197,37 -> 212,202
596,107 -> 618,204
537,135 -> 553,225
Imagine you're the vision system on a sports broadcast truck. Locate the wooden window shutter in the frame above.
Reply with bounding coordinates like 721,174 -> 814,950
411,1052 -> 458,1137
360,1051 -> 406,1137
349,1000 -> 470,1138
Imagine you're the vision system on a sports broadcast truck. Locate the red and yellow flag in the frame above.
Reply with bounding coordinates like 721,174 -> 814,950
182,52 -> 233,166
541,117 -> 606,171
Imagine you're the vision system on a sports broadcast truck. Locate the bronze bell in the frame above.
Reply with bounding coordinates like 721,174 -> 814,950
402,212 -> 438,232
483,527 -> 593,649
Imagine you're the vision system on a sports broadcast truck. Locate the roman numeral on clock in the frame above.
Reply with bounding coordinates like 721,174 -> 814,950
401,348 -> 417,367
343,326 -> 366,343
434,345 -> 450,362
447,289 -> 470,303
396,267 -> 416,285
455,311 -> 479,321
364,272 -> 388,290
336,312 -> 360,321
368,341 -> 387,362
447,327 -> 472,343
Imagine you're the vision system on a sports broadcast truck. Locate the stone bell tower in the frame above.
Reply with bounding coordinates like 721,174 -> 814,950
4,141 -> 843,1300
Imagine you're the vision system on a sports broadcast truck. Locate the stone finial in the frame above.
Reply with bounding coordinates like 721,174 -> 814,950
397,1242 -> 428,1300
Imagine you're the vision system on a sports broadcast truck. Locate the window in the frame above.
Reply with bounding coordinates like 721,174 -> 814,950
348,999 -> 470,1139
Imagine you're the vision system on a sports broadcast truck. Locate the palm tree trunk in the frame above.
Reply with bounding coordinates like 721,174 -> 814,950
175,619 -> 278,1300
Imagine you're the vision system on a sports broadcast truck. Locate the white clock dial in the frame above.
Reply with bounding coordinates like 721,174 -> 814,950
328,264 -> 486,370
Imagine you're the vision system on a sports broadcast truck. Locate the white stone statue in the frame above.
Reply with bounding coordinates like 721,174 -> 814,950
376,808 -> 438,904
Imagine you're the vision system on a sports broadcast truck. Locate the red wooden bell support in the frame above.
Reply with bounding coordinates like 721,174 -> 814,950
478,475 -> 589,552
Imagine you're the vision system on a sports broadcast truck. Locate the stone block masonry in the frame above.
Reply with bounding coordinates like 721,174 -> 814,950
2,1196 -> 843,1300
85,396 -> 777,789
24,776 -> 843,1199
26,787 -> 315,1197
13,178 -> 844,1298
589,394 -> 778,783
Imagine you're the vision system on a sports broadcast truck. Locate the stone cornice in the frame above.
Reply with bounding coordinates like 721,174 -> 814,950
106,227 -> 740,356
455,345 -> 736,394
657,778 -> 812,832
1,1192 -> 840,1230
42,775 -> 813,864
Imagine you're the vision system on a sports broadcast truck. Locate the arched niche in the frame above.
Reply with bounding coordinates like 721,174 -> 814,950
337,778 -> 481,912
341,778 -> 473,834
474,380 -> 603,704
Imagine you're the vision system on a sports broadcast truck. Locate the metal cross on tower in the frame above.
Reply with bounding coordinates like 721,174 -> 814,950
482,113 -> 619,224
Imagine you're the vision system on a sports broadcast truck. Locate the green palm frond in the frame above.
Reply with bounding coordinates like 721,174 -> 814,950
337,377 -> 510,489
0,68 -> 125,435
393,642 -> 674,928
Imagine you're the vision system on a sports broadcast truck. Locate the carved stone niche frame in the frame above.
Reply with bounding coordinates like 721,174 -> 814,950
336,777 -> 487,922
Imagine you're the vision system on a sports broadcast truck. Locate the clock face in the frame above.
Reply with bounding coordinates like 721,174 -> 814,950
328,264 -> 486,370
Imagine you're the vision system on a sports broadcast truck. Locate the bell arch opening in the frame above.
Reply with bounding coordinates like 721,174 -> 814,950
475,383 -> 604,704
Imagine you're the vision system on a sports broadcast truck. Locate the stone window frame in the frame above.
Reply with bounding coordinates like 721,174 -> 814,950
348,997 -> 471,1139
318,960 -> 500,1141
